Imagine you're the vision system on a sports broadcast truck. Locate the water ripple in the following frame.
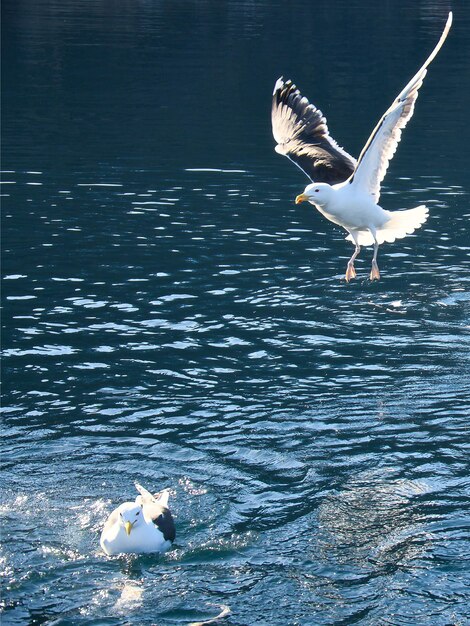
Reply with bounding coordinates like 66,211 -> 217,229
2,167 -> 469,624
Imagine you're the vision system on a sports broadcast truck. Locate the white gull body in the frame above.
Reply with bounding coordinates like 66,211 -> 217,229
100,483 -> 175,556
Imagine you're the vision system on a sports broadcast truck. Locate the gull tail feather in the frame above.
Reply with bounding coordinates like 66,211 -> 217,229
346,205 -> 429,246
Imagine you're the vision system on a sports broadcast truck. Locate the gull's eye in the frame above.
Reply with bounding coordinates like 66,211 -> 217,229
136,511 -> 140,516
315,189 -> 320,193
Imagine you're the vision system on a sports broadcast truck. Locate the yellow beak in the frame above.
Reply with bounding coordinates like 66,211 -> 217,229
295,193 -> 308,204
124,521 -> 133,536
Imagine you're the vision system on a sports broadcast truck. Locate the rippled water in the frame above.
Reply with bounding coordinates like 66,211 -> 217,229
2,1 -> 470,625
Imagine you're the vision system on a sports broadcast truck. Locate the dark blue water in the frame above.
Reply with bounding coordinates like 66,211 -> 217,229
2,1 -> 470,625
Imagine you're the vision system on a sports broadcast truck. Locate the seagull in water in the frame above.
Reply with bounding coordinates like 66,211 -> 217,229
100,483 -> 175,556
272,13 -> 452,281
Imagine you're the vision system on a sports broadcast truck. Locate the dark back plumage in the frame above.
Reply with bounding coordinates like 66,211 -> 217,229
153,507 -> 176,543
272,78 -> 356,184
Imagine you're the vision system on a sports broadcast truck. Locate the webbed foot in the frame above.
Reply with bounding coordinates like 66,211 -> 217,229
345,263 -> 357,282
370,261 -> 380,281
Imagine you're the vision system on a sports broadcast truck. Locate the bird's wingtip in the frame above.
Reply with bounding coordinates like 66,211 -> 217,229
442,11 -> 453,39
155,490 -> 170,508
273,77 -> 285,95
135,482 -> 153,499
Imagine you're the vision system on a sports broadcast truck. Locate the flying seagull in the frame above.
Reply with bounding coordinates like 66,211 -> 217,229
272,13 -> 452,281
100,483 -> 175,556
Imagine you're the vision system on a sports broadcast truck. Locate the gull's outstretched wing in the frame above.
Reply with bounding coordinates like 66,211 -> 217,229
272,78 -> 356,184
348,12 -> 452,203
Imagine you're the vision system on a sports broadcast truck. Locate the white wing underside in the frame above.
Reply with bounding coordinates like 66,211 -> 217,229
349,12 -> 452,203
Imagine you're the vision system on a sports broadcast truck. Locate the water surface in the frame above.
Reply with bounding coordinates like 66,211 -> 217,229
2,1 -> 470,625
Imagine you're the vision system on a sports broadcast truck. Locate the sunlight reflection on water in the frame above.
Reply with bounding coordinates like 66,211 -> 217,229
2,0 -> 470,623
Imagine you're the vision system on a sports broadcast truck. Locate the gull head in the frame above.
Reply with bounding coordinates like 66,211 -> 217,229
296,182 -> 333,207
118,503 -> 143,535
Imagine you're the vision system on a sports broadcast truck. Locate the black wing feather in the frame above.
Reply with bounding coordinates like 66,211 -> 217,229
153,507 -> 176,543
272,78 -> 356,184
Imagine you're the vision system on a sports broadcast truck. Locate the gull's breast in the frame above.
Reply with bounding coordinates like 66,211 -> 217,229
315,190 -> 389,231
